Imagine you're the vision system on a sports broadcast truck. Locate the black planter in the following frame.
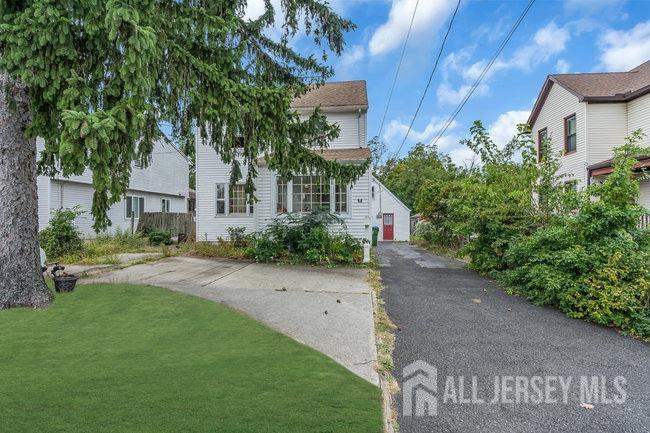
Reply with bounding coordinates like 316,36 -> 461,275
53,275 -> 79,293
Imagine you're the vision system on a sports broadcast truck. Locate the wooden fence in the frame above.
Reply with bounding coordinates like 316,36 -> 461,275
137,212 -> 195,241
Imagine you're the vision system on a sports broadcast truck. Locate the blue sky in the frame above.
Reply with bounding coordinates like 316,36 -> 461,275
247,0 -> 650,165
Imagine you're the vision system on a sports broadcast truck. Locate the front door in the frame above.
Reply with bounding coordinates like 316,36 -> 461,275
383,213 -> 394,241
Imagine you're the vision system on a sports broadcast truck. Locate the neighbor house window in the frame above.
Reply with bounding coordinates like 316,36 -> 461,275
537,128 -> 548,162
229,184 -> 248,214
161,198 -> 170,213
125,196 -> 145,219
292,175 -> 330,212
276,179 -> 288,213
215,184 -> 226,215
564,114 -> 576,154
335,183 -> 348,213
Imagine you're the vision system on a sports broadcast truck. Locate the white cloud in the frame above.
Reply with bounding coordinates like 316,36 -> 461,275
437,22 -> 569,106
436,82 -> 490,105
369,0 -> 457,56
383,116 -> 459,149
555,59 -> 571,73
488,110 -> 531,149
336,44 -> 365,78
598,21 -> 650,71
446,146 -> 477,167
564,0 -> 625,13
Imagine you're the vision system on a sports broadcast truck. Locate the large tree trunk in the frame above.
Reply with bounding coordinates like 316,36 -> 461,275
0,72 -> 53,309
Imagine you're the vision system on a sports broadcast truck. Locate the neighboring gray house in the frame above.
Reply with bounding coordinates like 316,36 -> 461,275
528,60 -> 650,212
37,138 -> 190,236
195,80 -> 410,242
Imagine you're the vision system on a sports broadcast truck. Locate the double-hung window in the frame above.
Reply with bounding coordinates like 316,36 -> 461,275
229,184 -> 248,214
564,114 -> 576,154
276,176 -> 349,214
537,128 -> 548,162
161,198 -> 170,213
216,183 -> 253,215
125,196 -> 145,219
215,184 -> 226,215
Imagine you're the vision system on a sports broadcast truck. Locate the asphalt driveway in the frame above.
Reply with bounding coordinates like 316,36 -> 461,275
378,243 -> 649,433
85,256 -> 378,385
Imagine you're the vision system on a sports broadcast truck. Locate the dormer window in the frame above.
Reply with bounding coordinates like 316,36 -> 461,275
564,114 -> 576,154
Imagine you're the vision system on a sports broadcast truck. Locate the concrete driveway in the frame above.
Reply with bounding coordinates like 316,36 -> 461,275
378,243 -> 649,433
85,256 -> 378,385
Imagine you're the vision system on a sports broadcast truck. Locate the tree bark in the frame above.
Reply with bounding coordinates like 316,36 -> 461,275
0,72 -> 53,309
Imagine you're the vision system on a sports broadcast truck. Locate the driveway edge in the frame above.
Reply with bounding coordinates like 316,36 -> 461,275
368,254 -> 399,433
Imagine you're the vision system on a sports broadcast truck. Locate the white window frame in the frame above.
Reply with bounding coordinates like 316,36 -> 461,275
215,183 -> 254,216
274,175 -> 350,216
125,195 -> 145,219
215,183 -> 226,215
161,198 -> 170,213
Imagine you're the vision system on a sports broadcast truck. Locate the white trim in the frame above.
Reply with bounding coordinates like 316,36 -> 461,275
124,195 -> 145,219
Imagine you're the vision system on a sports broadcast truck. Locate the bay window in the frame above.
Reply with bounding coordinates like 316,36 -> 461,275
276,176 -> 349,214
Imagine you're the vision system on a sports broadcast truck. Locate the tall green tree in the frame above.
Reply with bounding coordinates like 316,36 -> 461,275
0,0 -> 364,308
376,142 -> 457,210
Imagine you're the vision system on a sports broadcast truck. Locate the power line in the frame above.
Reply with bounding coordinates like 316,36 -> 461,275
393,0 -> 462,158
376,0 -> 420,141
429,0 -> 535,149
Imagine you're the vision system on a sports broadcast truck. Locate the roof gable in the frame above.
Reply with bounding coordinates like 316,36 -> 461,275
528,60 -> 650,126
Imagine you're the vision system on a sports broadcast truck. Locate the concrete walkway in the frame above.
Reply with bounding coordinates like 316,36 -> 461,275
378,243 -> 649,433
85,256 -> 379,385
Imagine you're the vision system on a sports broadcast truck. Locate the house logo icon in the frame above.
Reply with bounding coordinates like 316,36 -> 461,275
402,360 -> 438,417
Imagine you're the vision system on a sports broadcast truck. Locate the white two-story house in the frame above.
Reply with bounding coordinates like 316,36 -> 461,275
195,81 -> 411,242
37,138 -> 190,236
528,60 -> 650,212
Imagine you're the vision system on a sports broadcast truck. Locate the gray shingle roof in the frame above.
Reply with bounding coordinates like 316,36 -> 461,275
291,81 -> 368,109
528,60 -> 650,126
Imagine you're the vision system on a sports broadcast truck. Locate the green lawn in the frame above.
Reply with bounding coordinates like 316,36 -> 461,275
0,284 -> 381,433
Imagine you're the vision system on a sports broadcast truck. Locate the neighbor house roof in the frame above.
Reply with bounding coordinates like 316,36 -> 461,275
528,60 -> 650,126
587,155 -> 650,177
291,80 -> 368,109
258,147 -> 370,165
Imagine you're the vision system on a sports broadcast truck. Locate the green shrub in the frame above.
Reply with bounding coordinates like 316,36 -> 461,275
247,209 -> 361,264
147,229 -> 172,246
39,207 -> 85,260
227,227 -> 249,247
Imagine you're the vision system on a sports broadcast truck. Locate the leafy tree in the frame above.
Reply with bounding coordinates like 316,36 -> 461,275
377,143 -> 457,209
367,135 -> 386,176
0,0 -> 363,308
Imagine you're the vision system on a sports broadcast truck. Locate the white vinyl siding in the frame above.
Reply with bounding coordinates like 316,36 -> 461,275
370,176 -> 411,242
586,102 -> 628,165
628,93 -> 650,147
532,83 -> 587,187
36,138 -> 190,236
195,108 -> 370,241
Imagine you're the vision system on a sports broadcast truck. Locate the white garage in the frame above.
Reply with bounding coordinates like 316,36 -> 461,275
370,176 -> 411,241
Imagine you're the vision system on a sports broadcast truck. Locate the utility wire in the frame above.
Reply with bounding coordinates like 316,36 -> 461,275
393,0 -> 462,158
376,0 -> 420,141
429,0 -> 535,149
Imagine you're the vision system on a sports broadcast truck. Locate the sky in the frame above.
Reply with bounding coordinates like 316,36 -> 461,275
246,0 -> 650,166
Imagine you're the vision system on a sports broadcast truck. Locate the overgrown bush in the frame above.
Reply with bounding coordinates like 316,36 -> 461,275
403,122 -> 650,338
227,227 -> 249,247
247,209 -> 362,263
39,207 -> 85,260
147,229 -> 172,246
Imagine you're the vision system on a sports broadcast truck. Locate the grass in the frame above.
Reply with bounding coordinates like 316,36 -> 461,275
367,252 -> 399,430
0,284 -> 382,433
57,230 -> 158,265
